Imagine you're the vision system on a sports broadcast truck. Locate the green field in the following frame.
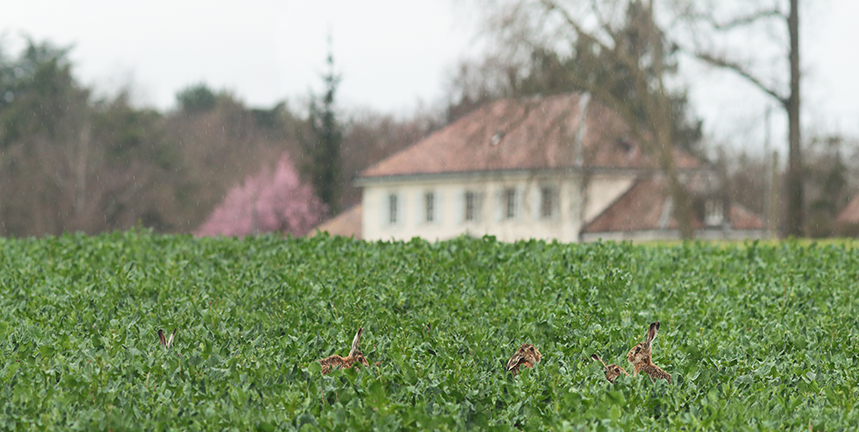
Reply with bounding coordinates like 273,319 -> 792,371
1,231 -> 857,430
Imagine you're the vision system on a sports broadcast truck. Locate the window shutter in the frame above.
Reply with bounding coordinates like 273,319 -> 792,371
435,191 -> 442,225
382,193 -> 388,228
476,192 -> 484,223
495,189 -> 504,222
400,192 -> 404,226
516,187 -> 525,221
416,191 -> 423,226
456,191 -> 464,224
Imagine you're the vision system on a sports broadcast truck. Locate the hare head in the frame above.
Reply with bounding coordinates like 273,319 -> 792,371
591,354 -> 629,383
627,321 -> 659,365
506,343 -> 542,376
319,327 -> 370,374
348,327 -> 370,368
626,321 -> 671,383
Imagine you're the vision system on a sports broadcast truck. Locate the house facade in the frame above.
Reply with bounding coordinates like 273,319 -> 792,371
319,92 -> 765,242
357,170 -> 638,242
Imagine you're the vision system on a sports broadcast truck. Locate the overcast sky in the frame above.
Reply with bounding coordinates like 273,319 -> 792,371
3,0 -> 858,153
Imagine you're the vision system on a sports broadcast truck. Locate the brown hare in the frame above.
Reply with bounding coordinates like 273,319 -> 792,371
158,329 -> 176,350
319,327 -> 370,374
626,321 -> 671,383
506,343 -> 542,377
591,354 -> 629,383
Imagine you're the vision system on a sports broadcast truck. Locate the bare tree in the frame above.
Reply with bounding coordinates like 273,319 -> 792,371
474,0 -> 696,238
679,0 -> 802,236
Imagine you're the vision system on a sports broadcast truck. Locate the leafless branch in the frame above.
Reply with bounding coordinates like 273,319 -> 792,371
532,0 -> 664,152
690,50 -> 787,106
564,71 -> 653,153
685,5 -> 784,31
589,0 -> 620,44
537,0 -> 636,72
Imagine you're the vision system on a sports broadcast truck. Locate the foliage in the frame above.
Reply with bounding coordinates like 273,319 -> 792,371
0,39 -> 177,236
466,0 -> 701,238
0,37 -> 430,237
194,151 -> 326,237
515,45 -> 704,159
805,135 -> 850,238
0,38 -> 311,237
300,49 -> 343,215
449,0 -> 703,159
679,0 -> 804,236
1,233 -> 858,430
176,83 -> 218,114
0,39 -> 80,148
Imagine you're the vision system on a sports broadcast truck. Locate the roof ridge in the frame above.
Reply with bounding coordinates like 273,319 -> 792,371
358,92 -> 700,179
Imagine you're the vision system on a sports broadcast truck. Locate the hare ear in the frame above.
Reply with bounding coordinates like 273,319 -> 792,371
167,329 -> 177,349
158,329 -> 166,348
350,328 -> 364,354
646,321 -> 660,346
506,352 -> 522,371
591,354 -> 607,367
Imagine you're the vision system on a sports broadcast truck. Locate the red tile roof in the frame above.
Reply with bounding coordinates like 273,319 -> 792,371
359,93 -> 700,179
836,193 -> 859,225
581,176 -> 764,234
311,205 -> 362,238
729,204 -> 766,231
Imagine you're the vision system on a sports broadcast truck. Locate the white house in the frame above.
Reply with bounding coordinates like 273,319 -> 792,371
316,92 -> 765,242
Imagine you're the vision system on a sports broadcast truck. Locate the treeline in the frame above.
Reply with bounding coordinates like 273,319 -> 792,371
0,40 -> 435,237
725,134 -> 859,237
2,37 -> 858,238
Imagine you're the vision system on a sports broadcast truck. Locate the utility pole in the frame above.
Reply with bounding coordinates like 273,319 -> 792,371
763,105 -> 773,237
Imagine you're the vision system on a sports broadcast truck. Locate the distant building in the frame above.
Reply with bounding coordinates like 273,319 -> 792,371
315,92 -> 765,242
835,193 -> 859,236
314,205 -> 363,239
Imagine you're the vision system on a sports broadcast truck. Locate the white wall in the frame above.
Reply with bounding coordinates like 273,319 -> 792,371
581,228 -> 767,243
584,173 -> 636,222
361,171 -> 636,242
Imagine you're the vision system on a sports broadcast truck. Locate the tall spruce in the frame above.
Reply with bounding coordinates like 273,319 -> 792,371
302,45 -> 343,215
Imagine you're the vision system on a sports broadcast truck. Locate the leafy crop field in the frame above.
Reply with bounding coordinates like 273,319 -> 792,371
1,232 -> 858,431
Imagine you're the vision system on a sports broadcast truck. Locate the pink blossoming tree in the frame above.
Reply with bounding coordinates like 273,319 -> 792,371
194,152 -> 327,237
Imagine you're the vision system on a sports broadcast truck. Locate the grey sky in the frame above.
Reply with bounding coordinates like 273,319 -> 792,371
3,1 -> 475,113
3,0 -> 857,153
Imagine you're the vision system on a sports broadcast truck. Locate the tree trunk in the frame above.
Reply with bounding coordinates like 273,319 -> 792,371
654,104 -> 694,240
649,0 -> 694,239
74,119 -> 92,221
784,0 -> 803,236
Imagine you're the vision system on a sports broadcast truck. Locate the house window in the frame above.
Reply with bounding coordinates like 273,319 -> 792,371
705,199 -> 723,226
504,188 -> 518,220
540,186 -> 557,219
425,192 -> 435,223
388,194 -> 399,225
465,191 -> 482,222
